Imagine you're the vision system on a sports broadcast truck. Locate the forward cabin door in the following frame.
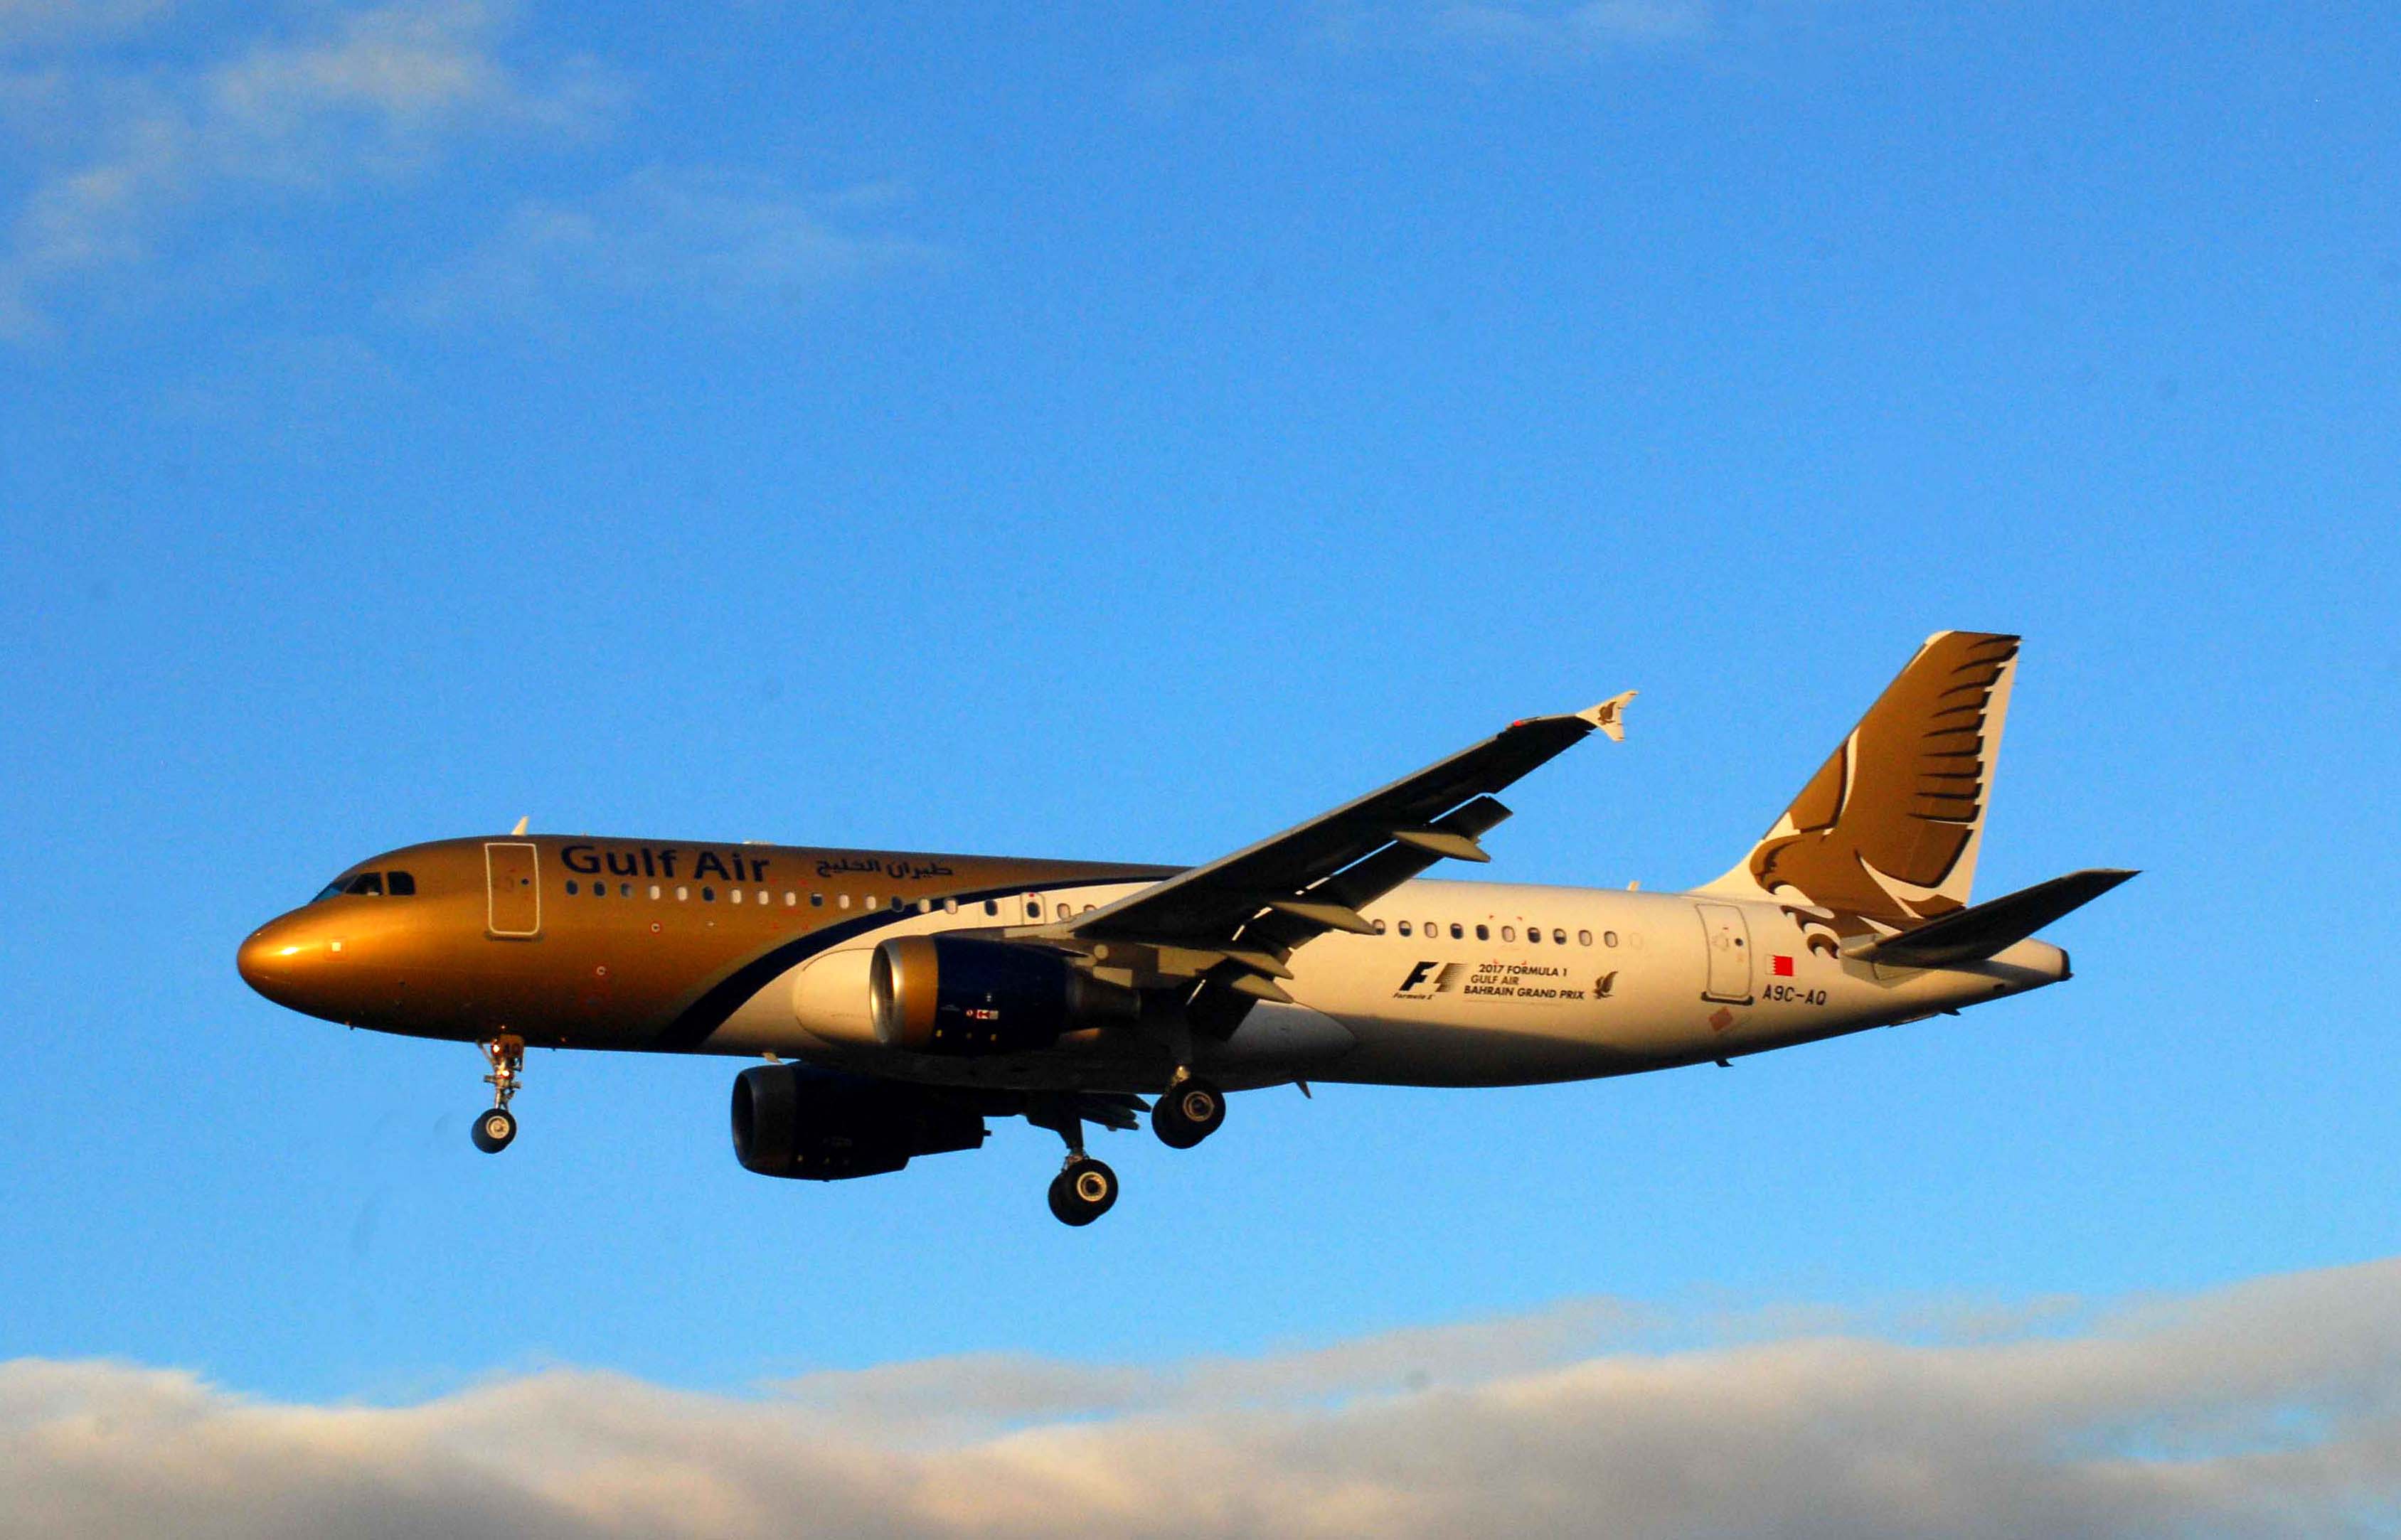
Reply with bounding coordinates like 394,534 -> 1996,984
486,842 -> 542,938
1695,902 -> 1752,1002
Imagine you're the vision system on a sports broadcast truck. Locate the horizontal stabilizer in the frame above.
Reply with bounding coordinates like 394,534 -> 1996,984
1847,868 -> 2138,969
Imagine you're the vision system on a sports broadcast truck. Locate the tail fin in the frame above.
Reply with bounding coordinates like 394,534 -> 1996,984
1703,631 -> 2021,934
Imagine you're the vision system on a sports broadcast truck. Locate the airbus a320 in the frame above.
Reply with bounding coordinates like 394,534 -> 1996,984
238,631 -> 2131,1225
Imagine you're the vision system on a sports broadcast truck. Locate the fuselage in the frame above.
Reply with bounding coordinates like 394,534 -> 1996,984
238,833 -> 2069,1092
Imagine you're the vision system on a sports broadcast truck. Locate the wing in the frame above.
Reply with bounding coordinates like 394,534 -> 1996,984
1031,692 -> 1634,1034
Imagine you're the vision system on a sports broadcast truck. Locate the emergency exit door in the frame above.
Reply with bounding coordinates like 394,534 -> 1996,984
1695,902 -> 1752,1002
485,841 -> 542,938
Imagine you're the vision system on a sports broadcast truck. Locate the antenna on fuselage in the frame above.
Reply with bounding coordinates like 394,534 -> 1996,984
509,816 -> 528,836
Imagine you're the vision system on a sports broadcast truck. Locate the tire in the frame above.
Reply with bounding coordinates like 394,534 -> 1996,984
1151,1079 -> 1226,1149
472,1106 -> 518,1153
1046,1157 -> 1118,1225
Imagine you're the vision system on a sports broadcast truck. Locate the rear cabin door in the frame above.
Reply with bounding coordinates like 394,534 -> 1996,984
1695,902 -> 1752,1002
486,842 -> 542,938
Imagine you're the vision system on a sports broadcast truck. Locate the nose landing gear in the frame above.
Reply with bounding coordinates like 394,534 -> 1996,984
472,1036 -> 523,1153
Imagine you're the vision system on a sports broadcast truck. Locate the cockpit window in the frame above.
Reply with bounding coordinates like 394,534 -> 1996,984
312,870 -> 400,902
386,870 -> 416,896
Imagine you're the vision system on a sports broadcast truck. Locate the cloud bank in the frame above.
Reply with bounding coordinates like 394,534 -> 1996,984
9,1260 -> 2401,1538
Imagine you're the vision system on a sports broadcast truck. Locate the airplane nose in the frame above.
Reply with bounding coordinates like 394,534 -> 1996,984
238,921 -> 282,998
238,916 -> 314,1005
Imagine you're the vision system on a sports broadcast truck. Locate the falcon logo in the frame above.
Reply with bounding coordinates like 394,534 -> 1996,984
1395,961 -> 1470,998
1594,970 -> 1617,999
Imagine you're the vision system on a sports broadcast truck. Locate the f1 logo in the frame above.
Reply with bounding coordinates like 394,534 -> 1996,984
1395,961 -> 1465,998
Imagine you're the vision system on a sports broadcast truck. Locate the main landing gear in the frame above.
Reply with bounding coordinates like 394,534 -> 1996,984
472,1035 -> 523,1154
1023,1079 -> 1224,1226
1029,1094 -> 1119,1226
1151,1074 -> 1225,1150
1048,1157 -> 1119,1226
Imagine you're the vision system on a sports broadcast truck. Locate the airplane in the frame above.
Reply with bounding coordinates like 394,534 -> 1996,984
237,631 -> 2133,1226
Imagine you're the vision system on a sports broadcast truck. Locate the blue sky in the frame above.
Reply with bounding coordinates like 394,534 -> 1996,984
4,1 -> 2400,1529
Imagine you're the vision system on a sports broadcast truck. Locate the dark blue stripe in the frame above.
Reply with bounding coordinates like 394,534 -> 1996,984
646,877 -> 1151,1052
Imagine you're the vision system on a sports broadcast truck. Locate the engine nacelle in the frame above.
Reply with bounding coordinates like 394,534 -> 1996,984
730,1064 -> 986,1180
870,935 -> 1138,1056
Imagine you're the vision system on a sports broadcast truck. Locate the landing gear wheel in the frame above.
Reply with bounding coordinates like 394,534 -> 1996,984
1047,1157 -> 1119,1226
473,1034 -> 525,1154
1151,1077 -> 1226,1150
472,1106 -> 518,1153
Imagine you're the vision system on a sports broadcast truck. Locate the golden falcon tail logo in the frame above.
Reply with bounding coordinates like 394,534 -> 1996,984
1717,631 -> 2021,939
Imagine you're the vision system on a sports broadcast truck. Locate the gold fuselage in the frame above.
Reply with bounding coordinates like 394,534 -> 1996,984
236,836 -> 1171,1052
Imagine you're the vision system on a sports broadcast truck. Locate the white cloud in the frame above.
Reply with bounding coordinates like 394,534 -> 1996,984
403,166 -> 939,329
1314,0 -> 1725,61
1440,0 -> 1718,48
0,1 -> 613,338
9,1259 -> 2401,1538
0,0 -> 171,54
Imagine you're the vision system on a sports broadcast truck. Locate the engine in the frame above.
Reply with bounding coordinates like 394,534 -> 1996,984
730,1064 -> 987,1180
868,936 -> 1137,1055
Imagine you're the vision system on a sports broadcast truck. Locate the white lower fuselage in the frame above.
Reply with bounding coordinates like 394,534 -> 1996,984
710,877 -> 2068,1093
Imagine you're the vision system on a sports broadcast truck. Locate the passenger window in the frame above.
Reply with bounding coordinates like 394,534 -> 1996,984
649,884 -> 661,899
784,892 -> 796,907
1028,899 -> 1043,918
346,872 -> 384,897
1604,931 -> 1618,947
1398,921 -> 1412,937
730,889 -> 743,904
756,891 -> 768,905
1058,902 -> 1072,921
565,880 -> 579,896
1476,924 -> 1489,941
701,887 -> 715,902
621,883 -> 633,897
1553,929 -> 1566,945
386,870 -> 416,896
1449,923 -> 1464,940
1372,919 -> 1387,934
592,882 -> 605,899
984,900 -> 999,916
1502,926 -> 1516,942
811,893 -> 824,907
1527,926 -> 1540,944
944,898 -> 959,914
676,886 -> 689,901
891,897 -> 906,911
839,894 -> 852,910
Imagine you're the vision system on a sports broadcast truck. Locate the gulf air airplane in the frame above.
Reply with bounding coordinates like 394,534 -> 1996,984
238,632 -> 2131,1225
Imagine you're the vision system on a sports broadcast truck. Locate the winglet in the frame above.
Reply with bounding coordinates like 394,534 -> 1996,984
1579,690 -> 1636,743
509,816 -> 528,836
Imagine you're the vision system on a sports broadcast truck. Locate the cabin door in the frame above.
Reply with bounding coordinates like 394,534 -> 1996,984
1695,902 -> 1752,1003
486,842 -> 542,938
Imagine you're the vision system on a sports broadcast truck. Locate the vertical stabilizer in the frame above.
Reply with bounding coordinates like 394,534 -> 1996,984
1702,631 -> 2020,936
